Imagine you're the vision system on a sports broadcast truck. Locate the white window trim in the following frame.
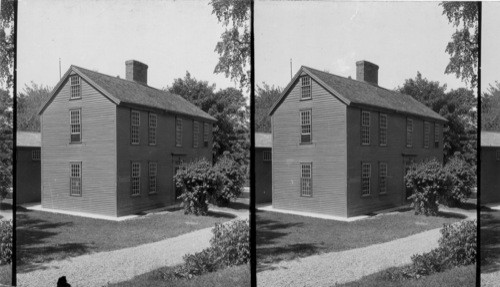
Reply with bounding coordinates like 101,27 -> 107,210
70,75 -> 81,100
301,76 -> 312,100
379,113 -> 387,146
70,109 -> 81,143
70,162 -> 82,196
361,162 -> 371,196
361,111 -> 370,145
406,118 -> 413,148
148,113 -> 157,146
263,150 -> 271,162
176,117 -> 183,147
300,109 -> 312,144
131,162 -> 141,196
131,110 -> 140,145
424,121 -> 430,149
32,149 -> 40,161
300,162 -> 312,197
379,162 -> 387,194
193,121 -> 199,148
149,162 -> 157,194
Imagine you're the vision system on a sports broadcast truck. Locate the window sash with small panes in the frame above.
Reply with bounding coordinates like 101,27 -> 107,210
203,123 -> 209,147
70,109 -> 81,143
148,113 -> 157,145
379,113 -> 387,146
434,123 -> 440,148
300,162 -> 312,197
149,162 -> 157,194
175,117 -> 183,147
379,162 -> 387,194
361,111 -> 370,145
32,149 -> 40,161
406,118 -> 413,148
301,76 -> 312,100
263,151 -> 271,161
300,110 -> 312,143
70,162 -> 82,196
131,162 -> 141,196
70,75 -> 81,99
362,162 -> 371,196
424,121 -> 430,148
193,121 -> 199,148
131,110 -> 140,145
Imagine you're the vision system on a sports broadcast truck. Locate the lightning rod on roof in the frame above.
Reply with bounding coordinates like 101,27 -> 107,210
59,58 -> 61,80
290,58 -> 292,80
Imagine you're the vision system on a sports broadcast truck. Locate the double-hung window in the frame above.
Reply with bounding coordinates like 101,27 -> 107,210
32,150 -> 40,161
379,162 -> 387,194
300,110 -> 312,144
148,113 -> 157,145
424,121 -> 430,148
361,111 -> 370,145
406,118 -> 413,148
149,162 -> 157,194
263,151 -> 271,161
203,123 -> 209,147
131,162 -> 141,196
193,121 -> 199,148
300,162 -> 312,197
362,162 -> 371,196
379,113 -> 387,146
70,75 -> 81,99
434,123 -> 440,148
131,110 -> 140,145
301,76 -> 312,100
70,109 -> 81,143
175,117 -> 183,147
70,162 -> 82,196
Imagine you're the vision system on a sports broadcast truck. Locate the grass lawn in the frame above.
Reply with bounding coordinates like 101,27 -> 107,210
480,206 -> 500,274
17,206 -> 237,272
337,264 -> 475,287
257,207 -> 465,268
0,264 -> 11,286
106,264 -> 250,287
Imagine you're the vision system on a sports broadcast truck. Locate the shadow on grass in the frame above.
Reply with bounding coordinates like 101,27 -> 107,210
0,202 -> 12,211
435,211 -> 467,219
16,210 -> 91,273
256,210 -> 320,272
481,210 -> 500,274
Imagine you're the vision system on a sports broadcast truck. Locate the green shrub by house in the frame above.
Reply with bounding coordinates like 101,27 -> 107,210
212,156 -> 245,206
405,159 -> 453,216
441,156 -> 476,207
175,219 -> 249,278
174,159 -> 223,216
0,220 -> 12,265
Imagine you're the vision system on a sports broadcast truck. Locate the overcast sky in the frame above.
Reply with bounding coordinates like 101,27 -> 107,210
482,1 -> 500,93
17,0 -> 237,93
255,1 -> 468,92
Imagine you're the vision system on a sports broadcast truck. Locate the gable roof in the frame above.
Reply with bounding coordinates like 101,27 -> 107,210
17,131 -> 41,147
270,66 -> 447,123
39,65 -> 216,122
481,131 -> 500,147
255,132 -> 272,148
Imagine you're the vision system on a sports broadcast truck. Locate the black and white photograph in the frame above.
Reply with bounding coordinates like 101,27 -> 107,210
15,0 -> 250,286
255,2 -> 477,286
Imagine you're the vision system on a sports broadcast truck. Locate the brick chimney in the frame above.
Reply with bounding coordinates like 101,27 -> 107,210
356,60 -> 379,85
125,60 -> 148,85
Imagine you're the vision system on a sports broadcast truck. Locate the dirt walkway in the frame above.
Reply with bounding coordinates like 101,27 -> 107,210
258,208 -> 476,287
17,208 -> 248,287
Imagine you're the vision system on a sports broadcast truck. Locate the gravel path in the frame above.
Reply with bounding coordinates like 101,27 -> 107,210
18,208 -> 248,287
481,272 -> 500,287
258,209 -> 476,287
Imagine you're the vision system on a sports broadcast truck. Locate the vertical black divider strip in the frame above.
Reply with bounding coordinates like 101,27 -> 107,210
13,0 -> 18,285
477,2 -> 482,286
250,0 -> 256,286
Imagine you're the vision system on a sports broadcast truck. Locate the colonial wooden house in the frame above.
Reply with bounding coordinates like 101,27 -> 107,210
255,132 -> 272,204
269,61 -> 447,217
38,60 -> 215,217
16,131 -> 41,204
480,131 -> 500,204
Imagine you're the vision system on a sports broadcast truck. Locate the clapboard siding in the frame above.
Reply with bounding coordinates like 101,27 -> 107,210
255,147 -> 272,204
16,147 -> 41,204
272,76 -> 348,217
346,107 -> 444,216
41,74 -> 117,216
481,147 -> 500,203
116,106 -> 213,216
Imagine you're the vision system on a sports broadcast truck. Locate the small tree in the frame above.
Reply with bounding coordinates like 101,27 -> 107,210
174,159 -> 222,216
405,159 -> 453,216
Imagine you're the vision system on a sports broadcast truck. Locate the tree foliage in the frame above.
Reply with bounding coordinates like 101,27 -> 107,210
211,0 -> 251,89
255,83 -> 281,133
398,72 -> 476,165
17,82 -> 52,132
0,0 -> 14,88
481,82 -> 500,132
440,2 -> 479,88
168,72 -> 249,169
0,89 -> 12,200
